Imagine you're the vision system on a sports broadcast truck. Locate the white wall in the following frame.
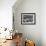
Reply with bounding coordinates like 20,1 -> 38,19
0,0 -> 16,30
13,0 -> 41,46
41,0 -> 46,46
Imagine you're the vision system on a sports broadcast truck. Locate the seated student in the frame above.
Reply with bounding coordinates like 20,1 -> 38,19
15,33 -> 22,46
25,40 -> 35,46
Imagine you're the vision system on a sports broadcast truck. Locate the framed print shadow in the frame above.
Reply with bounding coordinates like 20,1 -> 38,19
21,13 -> 36,25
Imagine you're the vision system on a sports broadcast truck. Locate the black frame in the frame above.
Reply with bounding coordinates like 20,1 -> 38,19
21,13 -> 36,25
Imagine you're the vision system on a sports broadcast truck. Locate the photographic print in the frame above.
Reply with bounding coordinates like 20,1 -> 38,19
21,13 -> 36,25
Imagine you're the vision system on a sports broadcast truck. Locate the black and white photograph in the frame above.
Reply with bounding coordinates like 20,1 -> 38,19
21,13 -> 36,25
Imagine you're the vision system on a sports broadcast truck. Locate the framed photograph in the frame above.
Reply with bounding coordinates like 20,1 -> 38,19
21,13 -> 36,25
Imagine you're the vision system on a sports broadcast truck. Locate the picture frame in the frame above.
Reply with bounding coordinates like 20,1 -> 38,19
21,13 -> 36,25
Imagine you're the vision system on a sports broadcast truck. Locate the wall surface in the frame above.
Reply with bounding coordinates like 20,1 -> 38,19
13,0 -> 41,46
0,0 -> 16,29
41,0 -> 46,46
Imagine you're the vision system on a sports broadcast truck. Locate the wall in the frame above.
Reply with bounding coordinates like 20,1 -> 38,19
13,0 -> 41,46
41,0 -> 46,46
0,0 -> 16,30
